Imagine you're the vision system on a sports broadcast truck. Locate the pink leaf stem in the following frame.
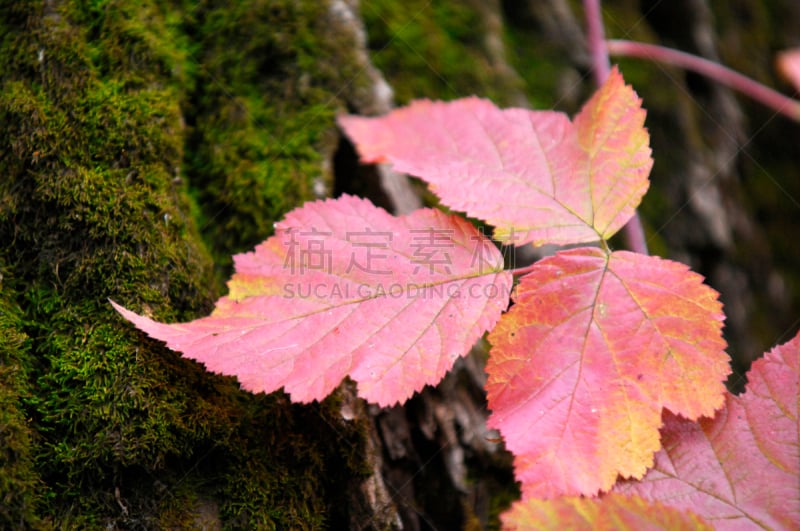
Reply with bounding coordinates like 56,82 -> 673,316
607,39 -> 800,122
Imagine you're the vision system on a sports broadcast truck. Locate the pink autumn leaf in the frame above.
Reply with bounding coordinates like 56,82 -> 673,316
339,67 -> 652,247
112,195 -> 512,407
486,248 -> 730,498
615,330 -> 800,529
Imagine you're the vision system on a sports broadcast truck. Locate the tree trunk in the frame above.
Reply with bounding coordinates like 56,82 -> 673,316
2,1 -> 798,529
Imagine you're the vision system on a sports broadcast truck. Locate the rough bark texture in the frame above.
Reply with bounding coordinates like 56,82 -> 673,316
1,0 -> 798,529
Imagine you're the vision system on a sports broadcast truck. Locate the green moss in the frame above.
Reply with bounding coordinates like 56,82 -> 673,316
502,25 -> 577,110
186,0 -> 366,277
1,0 -> 216,522
0,264 -> 46,530
362,0 -> 521,105
1,0 -> 373,527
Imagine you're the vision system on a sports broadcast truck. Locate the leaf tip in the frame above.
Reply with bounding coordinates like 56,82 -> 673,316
336,114 -> 390,164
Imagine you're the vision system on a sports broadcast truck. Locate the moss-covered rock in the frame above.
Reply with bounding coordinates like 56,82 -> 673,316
0,0 -> 372,527
0,262 -> 44,529
186,0 -> 370,275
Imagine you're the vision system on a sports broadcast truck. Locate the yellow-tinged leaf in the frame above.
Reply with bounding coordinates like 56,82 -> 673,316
502,493 -> 714,530
486,248 -> 729,498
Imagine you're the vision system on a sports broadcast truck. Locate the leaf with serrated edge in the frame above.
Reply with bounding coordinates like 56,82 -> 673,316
486,247 -> 729,498
501,492 -> 713,531
615,332 -> 800,529
339,67 -> 652,247
112,195 -> 512,406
